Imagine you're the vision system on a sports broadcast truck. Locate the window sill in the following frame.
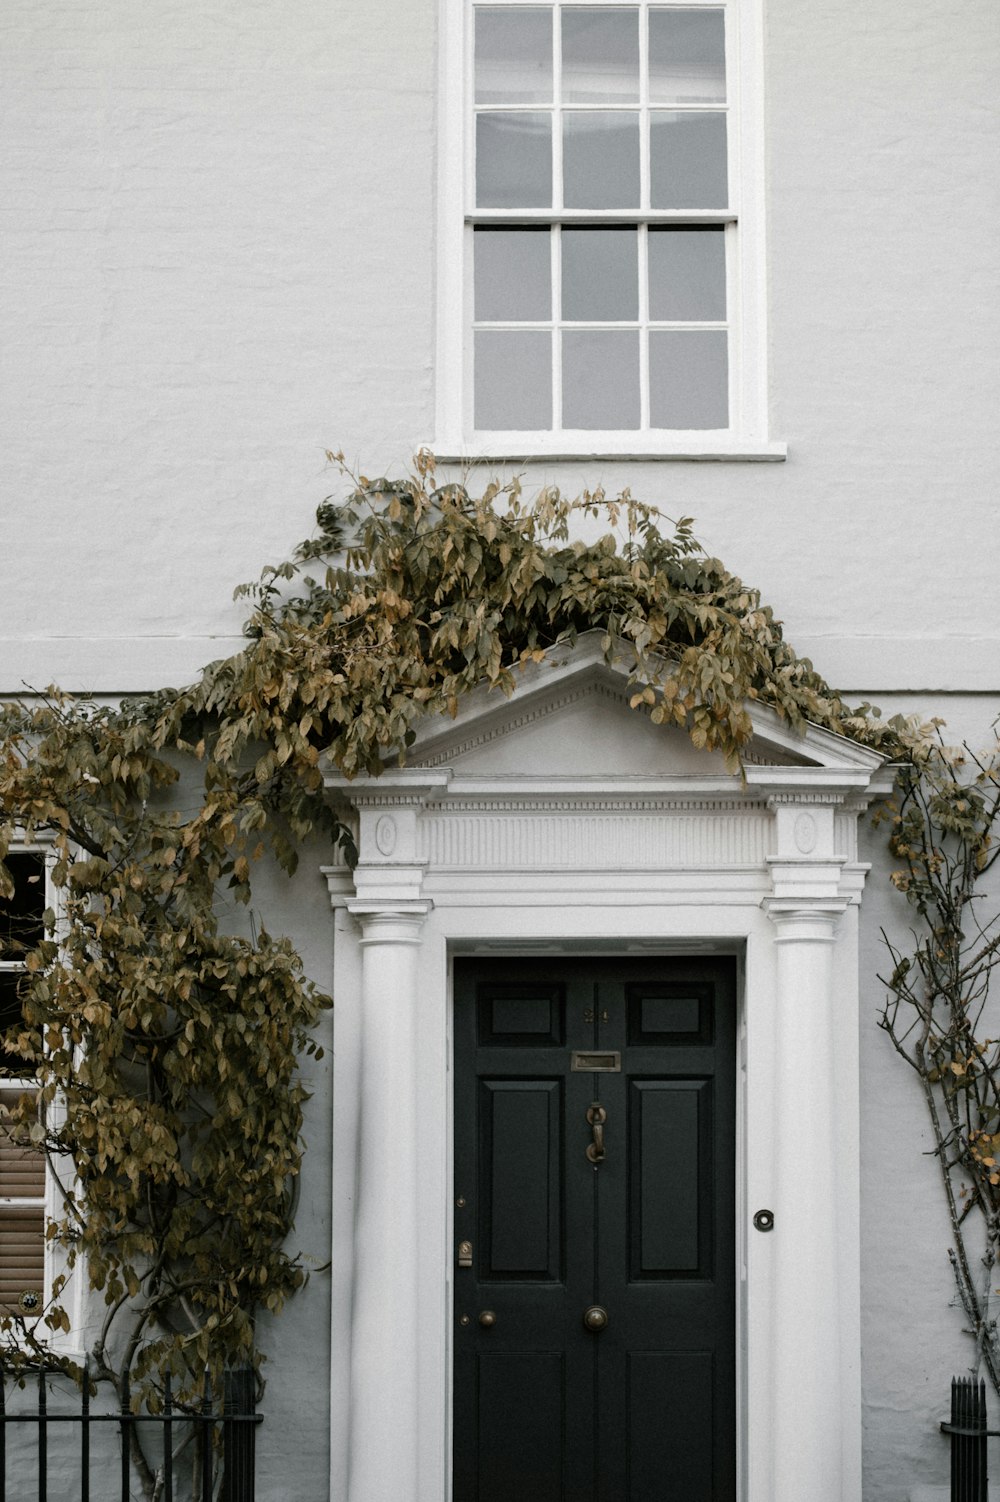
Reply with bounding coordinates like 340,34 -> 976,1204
431,436 -> 787,464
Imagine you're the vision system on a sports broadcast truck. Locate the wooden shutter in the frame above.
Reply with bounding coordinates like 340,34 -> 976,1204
0,1089 -> 45,1310
0,853 -> 47,1312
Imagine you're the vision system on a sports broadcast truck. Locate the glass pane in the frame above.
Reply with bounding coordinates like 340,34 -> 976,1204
563,330 -> 639,428
562,227 -> 638,321
0,854 -> 44,955
0,971 -> 26,1075
475,7 -> 553,105
476,330 -> 552,428
648,227 -> 726,320
475,229 -> 552,321
649,9 -> 726,103
650,111 -> 727,208
562,8 -> 639,104
649,330 -> 728,428
477,112 -> 553,207
563,112 -> 640,209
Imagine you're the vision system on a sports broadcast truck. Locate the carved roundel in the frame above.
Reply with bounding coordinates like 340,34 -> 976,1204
374,814 -> 398,857
793,812 -> 817,854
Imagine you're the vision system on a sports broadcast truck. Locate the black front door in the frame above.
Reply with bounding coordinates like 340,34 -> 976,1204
453,957 -> 737,1502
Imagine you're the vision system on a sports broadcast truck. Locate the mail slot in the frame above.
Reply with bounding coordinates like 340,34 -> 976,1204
571,1051 -> 621,1073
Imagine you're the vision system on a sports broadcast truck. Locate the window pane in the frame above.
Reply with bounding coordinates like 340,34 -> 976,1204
475,330 -> 552,428
649,9 -> 726,103
562,8 -> 639,104
475,7 -> 553,105
650,111 -> 727,208
648,227 -> 726,321
649,330 -> 728,427
562,227 -> 638,321
475,228 -> 552,321
0,971 -> 26,1075
0,854 -> 44,955
563,330 -> 639,428
477,112 -> 553,207
563,112 -> 640,209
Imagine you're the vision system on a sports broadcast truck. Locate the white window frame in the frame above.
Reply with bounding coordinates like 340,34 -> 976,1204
434,0 -> 785,461
0,844 -> 83,1351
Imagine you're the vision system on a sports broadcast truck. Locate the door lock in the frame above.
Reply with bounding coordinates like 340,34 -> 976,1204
457,1240 -> 473,1268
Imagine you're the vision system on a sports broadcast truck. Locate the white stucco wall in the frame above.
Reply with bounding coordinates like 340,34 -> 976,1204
2,1 -> 998,1498
856,692 -> 1000,1499
2,0 -> 997,696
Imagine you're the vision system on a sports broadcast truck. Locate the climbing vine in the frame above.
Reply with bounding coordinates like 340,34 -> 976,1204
878,732 -> 1000,1392
0,450 -> 991,1480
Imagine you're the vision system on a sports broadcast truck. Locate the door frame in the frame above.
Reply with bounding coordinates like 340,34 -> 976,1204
322,650 -> 890,1502
326,850 -> 870,1502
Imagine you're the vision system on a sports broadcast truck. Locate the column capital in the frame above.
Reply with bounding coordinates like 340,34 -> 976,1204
348,903 -> 431,945
762,899 -> 848,943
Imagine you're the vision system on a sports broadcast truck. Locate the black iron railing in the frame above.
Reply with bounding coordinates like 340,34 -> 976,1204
942,1376 -> 989,1502
0,1360 -> 260,1502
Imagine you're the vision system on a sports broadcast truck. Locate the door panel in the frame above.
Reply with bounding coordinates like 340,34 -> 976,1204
476,1351 -> 567,1502
454,957 -> 736,1501
630,1078 -> 712,1279
482,1080 -> 562,1278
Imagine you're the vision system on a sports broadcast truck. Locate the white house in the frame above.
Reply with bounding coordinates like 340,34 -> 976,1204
2,0 -> 998,1498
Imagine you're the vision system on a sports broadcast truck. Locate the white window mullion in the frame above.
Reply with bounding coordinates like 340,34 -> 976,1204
639,0 -> 649,213
553,3 -> 563,431
724,218 -> 739,434
553,223 -> 563,428
553,2 -> 563,211
639,2 -> 650,430
638,223 -> 650,430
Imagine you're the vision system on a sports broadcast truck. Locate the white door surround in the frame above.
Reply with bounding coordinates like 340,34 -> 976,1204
322,633 -> 892,1502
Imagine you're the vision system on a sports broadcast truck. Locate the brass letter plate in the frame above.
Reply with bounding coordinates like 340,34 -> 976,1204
571,1051 -> 621,1073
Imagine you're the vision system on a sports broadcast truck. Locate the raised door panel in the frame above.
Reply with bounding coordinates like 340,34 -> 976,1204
481,1080 -> 562,1280
630,1078 -> 714,1280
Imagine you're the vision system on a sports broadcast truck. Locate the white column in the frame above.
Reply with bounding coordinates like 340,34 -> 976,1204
766,899 -> 848,1502
755,785 -> 852,1501
346,902 -> 428,1502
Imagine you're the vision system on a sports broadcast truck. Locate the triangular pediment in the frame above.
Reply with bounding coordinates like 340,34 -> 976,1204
404,631 -> 882,780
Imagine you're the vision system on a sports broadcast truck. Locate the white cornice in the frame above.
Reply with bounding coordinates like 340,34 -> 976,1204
321,631 -> 889,785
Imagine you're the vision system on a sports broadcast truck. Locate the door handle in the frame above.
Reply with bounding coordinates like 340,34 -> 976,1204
583,1305 -> 609,1332
586,1103 -> 607,1163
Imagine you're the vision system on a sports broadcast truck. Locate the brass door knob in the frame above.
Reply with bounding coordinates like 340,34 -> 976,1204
479,1310 -> 497,1328
583,1305 -> 608,1332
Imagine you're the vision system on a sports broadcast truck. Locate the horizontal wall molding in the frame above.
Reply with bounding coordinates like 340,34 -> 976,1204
0,637 -> 247,695
2,634 -> 998,697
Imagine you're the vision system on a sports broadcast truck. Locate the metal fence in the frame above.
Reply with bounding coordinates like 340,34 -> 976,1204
0,1361 -> 260,1502
942,1376 -> 989,1502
